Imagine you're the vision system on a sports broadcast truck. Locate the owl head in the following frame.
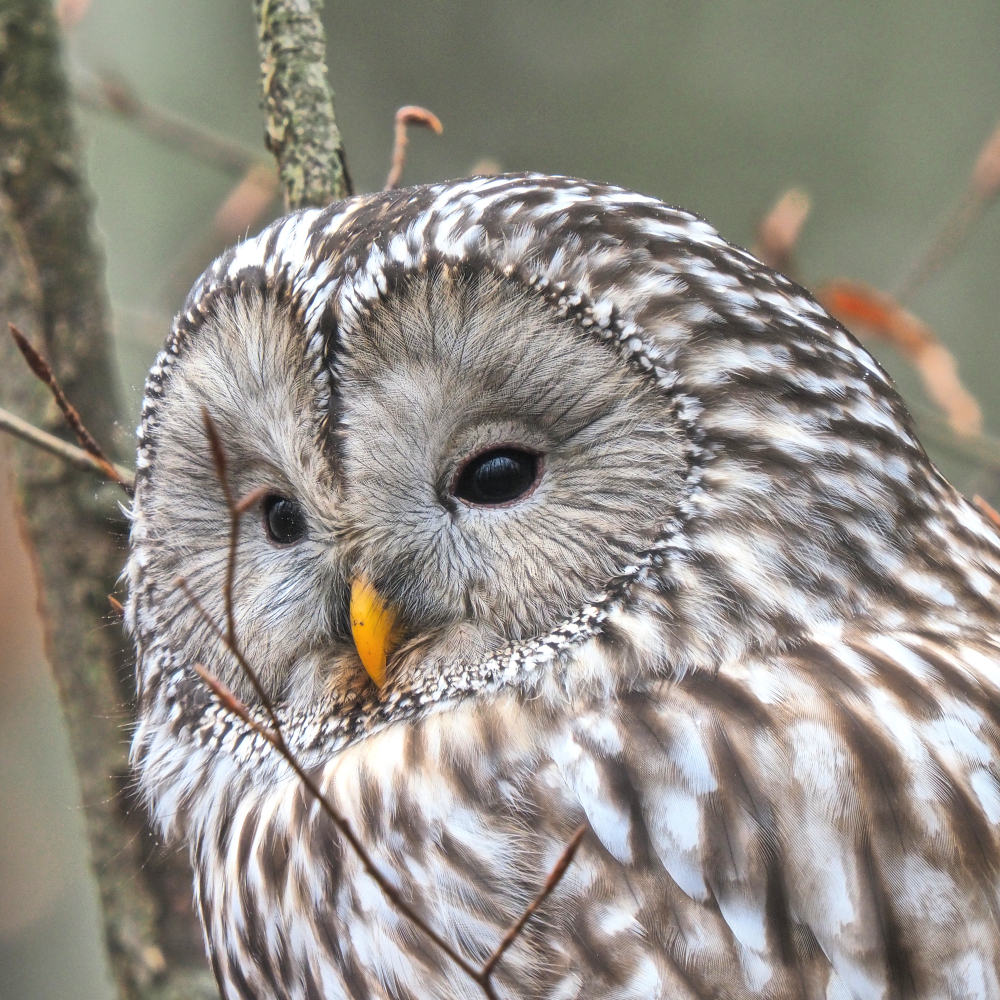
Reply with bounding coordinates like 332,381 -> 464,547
127,174 -> 994,751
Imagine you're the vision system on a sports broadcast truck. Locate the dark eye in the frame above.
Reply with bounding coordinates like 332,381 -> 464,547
263,494 -> 308,545
453,448 -> 541,507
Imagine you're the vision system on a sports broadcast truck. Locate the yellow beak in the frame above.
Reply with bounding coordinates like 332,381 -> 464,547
349,576 -> 401,688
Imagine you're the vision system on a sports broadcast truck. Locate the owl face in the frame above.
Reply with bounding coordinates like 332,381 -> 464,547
137,262 -> 683,707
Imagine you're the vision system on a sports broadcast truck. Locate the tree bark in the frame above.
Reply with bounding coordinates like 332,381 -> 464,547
254,0 -> 352,208
0,2 -> 214,997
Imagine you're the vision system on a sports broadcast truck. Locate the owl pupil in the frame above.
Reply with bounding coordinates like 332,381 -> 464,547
454,448 -> 539,507
263,494 -> 307,545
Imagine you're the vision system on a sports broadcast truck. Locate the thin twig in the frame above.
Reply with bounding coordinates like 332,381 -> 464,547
200,407 -> 239,648
384,106 -> 443,191
175,577 -> 283,742
480,823 -> 588,980
185,410 -> 587,997
897,119 -> 1000,303
0,403 -> 135,487
9,322 -> 133,492
76,74 -> 264,178
194,658 -> 485,984
180,413 -> 481,980
753,188 -> 811,276
816,281 -> 983,437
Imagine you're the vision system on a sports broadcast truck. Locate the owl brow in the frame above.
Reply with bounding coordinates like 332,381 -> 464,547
180,408 -> 589,1000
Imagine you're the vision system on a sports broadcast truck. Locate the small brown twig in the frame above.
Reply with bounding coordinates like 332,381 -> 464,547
816,280 -> 983,438
0,402 -> 135,488
896,119 -> 1000,303
753,188 -> 811,277
479,823 -> 588,982
385,106 -> 443,191
183,409 -> 587,998
751,191 -> 1000,467
7,323 -> 134,492
973,495 -> 1000,529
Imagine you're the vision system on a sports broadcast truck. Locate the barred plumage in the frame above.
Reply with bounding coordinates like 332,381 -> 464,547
127,174 -> 1000,999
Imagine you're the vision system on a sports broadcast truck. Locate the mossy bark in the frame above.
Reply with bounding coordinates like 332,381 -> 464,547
0,2 -> 214,997
254,0 -> 352,209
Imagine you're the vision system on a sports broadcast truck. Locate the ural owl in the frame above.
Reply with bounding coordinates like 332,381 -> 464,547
127,174 -> 1000,999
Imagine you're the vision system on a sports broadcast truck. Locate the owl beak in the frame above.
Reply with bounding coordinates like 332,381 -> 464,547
349,576 -> 401,688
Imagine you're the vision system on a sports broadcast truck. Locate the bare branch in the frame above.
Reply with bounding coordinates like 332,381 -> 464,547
201,407 -> 242,658
897,119 -> 1000,303
192,663 -> 274,738
76,72 -> 266,178
8,322 -> 132,493
480,823 -> 588,980
253,0 -> 352,209
0,403 -> 135,487
816,280 -> 983,438
200,406 -> 232,507
0,3 -> 211,993
385,105 -> 443,191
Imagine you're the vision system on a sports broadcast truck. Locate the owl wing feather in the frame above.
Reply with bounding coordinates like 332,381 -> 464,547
549,626 -> 1000,998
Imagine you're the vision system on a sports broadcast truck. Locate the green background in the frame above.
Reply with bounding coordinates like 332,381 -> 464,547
1,2 -> 998,997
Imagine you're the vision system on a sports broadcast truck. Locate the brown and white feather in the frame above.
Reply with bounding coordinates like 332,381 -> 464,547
127,174 -> 1000,999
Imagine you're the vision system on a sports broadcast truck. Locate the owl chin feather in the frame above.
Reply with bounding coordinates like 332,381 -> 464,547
279,620 -> 503,711
127,174 -> 1000,999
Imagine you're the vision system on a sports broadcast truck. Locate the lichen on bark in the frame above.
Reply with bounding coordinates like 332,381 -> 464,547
253,0 -> 352,209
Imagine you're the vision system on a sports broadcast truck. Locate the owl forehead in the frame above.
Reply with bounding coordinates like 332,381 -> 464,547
137,173 -> 895,481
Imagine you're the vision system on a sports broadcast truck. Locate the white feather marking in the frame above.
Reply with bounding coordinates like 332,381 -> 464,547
970,768 -> 1000,823
551,731 -> 633,864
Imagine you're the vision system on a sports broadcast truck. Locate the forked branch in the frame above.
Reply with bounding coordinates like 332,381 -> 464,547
0,402 -> 133,486
6,323 -> 135,492
181,409 -> 587,999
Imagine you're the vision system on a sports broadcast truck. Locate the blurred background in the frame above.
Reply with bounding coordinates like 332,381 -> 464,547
1,1 -> 998,996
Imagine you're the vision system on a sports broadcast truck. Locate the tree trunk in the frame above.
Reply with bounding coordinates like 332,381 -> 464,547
0,2 -> 213,997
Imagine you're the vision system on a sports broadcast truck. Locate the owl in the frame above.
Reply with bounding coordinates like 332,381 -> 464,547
126,174 -> 1000,1000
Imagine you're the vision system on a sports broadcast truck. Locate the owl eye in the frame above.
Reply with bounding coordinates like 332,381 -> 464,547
263,494 -> 308,545
453,448 -> 541,507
